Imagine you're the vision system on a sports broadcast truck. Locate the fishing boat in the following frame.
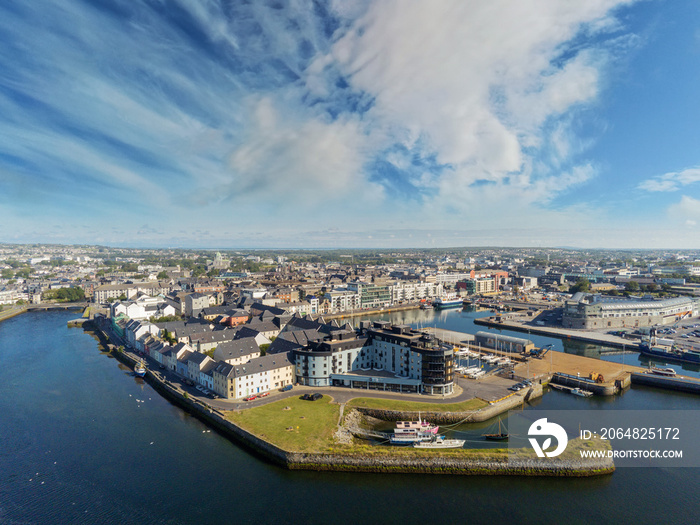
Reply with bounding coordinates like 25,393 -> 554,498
413,435 -> 465,449
390,417 -> 439,445
639,331 -> 700,364
134,359 -> 146,377
482,418 -> 508,441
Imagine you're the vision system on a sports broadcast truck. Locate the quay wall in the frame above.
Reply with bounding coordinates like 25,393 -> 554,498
630,373 -> 700,394
85,321 -> 611,477
474,317 -> 632,350
0,306 -> 28,323
324,304 -> 420,320
551,373 -> 620,396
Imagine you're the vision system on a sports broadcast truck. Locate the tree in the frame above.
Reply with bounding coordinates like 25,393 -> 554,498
569,278 -> 591,294
1,269 -> 13,279
259,344 -> 270,356
157,271 -> 169,280
625,281 -> 640,293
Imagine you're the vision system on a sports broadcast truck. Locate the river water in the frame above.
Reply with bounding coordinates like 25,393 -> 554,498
1,310 -> 699,524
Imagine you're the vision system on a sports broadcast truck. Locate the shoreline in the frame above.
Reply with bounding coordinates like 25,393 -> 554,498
84,319 -> 613,477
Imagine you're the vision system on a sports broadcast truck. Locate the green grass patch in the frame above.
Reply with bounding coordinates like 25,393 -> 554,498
227,395 -> 340,452
346,397 -> 488,412
82,307 -> 91,318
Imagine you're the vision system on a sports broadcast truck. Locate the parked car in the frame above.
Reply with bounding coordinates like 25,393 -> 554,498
244,395 -> 257,401
303,393 -> 322,401
259,392 -> 269,397
183,378 -> 195,386
280,384 -> 293,392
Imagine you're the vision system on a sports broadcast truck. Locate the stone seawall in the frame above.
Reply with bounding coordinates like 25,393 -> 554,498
353,387 -> 539,425
285,451 -> 614,477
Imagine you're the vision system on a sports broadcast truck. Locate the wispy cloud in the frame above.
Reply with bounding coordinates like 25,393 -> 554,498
0,0 -> 649,246
638,167 -> 700,192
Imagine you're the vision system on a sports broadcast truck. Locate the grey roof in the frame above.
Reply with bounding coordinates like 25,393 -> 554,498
190,330 -> 236,344
187,352 -> 210,366
232,353 -> 292,378
212,361 -> 236,378
214,339 -> 260,361
245,319 -> 280,334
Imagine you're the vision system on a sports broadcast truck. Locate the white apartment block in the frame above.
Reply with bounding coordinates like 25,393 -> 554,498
389,281 -> 444,303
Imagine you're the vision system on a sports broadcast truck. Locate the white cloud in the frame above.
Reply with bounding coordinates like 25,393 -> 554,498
322,0 -> 632,199
668,195 -> 700,224
638,167 -> 700,192
226,97 -> 376,201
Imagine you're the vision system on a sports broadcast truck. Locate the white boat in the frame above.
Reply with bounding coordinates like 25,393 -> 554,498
413,436 -> 465,449
134,360 -> 146,377
571,388 -> 593,397
390,416 -> 439,445
648,366 -> 677,377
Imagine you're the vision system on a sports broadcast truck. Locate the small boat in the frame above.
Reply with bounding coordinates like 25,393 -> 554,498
482,418 -> 508,441
648,366 -> 677,377
420,303 -> 434,310
571,388 -> 593,397
134,360 -> 146,377
413,435 -> 465,449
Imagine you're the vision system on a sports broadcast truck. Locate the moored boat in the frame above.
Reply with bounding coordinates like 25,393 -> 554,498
432,298 -> 462,309
413,435 -> 465,449
482,418 -> 508,441
639,330 -> 700,365
648,366 -> 677,377
134,360 -> 146,377
390,417 -> 439,445
571,388 -> 593,397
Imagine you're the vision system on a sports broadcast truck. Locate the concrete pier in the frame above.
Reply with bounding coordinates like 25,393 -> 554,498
630,372 -> 700,394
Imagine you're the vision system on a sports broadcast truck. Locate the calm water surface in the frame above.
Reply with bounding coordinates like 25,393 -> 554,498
1,311 -> 699,524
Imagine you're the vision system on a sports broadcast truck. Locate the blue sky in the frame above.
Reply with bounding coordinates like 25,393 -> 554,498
1,0 -> 699,249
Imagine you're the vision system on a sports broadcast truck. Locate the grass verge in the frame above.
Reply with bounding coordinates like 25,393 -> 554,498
227,395 -> 340,453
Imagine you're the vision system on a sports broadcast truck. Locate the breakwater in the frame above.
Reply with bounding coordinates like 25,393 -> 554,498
474,316 -> 632,349
630,372 -> 700,394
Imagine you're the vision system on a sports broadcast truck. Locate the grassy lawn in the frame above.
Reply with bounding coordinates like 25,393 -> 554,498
346,397 -> 488,412
227,395 -> 340,453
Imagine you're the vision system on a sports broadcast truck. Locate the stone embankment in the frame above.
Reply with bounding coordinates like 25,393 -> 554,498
0,306 -> 28,323
285,449 -> 614,477
352,385 -> 542,425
